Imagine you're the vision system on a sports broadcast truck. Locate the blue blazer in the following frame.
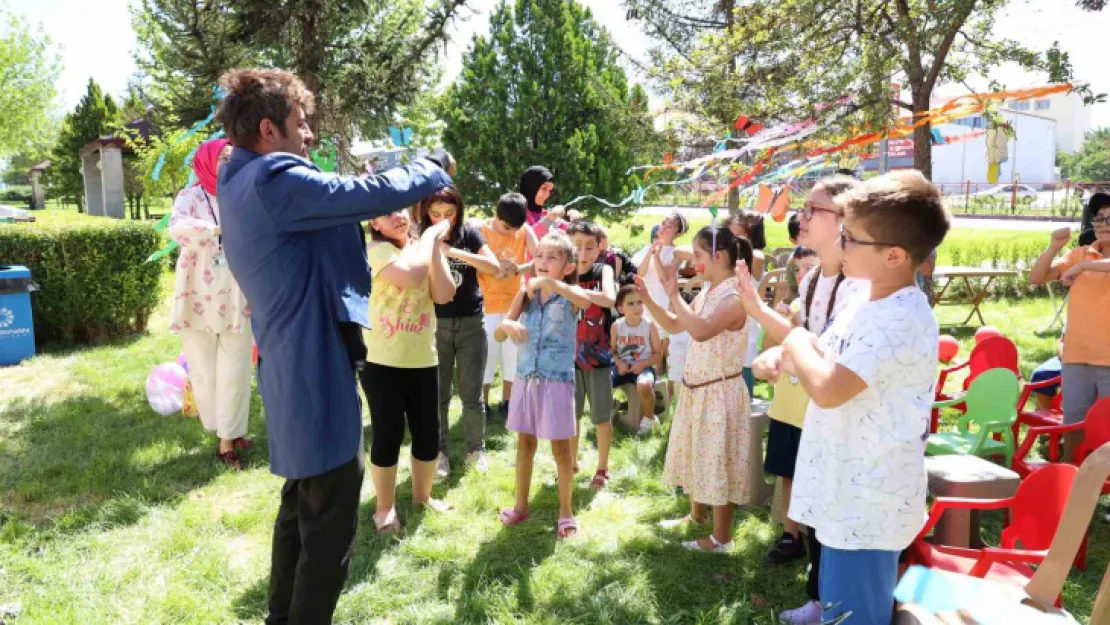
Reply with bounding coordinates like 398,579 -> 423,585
218,148 -> 450,479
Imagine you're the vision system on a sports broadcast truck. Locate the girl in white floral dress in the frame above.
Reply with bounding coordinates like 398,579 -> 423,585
168,138 -> 253,470
636,225 -> 754,553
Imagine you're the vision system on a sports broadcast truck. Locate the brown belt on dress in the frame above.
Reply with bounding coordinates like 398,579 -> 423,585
682,370 -> 744,390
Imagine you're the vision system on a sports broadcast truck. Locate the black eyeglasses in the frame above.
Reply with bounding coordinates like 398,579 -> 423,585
801,204 -> 842,220
1092,216 -> 1110,226
839,225 -> 899,250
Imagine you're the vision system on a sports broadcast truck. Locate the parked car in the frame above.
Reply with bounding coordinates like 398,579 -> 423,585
971,183 -> 1038,200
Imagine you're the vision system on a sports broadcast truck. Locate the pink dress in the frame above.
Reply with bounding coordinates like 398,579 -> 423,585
662,277 -> 754,506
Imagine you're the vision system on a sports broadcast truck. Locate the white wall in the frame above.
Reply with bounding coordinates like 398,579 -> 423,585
930,110 -> 1056,189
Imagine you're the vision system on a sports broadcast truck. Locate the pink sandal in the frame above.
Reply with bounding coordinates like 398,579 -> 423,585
556,516 -> 578,539
589,470 -> 609,491
499,508 -> 529,527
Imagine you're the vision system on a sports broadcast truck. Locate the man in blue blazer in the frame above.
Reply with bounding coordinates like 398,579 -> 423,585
215,68 -> 453,625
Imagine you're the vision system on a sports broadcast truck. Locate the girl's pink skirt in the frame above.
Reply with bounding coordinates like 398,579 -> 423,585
507,377 -> 576,440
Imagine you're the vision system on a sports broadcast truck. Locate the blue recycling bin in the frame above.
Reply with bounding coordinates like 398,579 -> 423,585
0,265 -> 37,366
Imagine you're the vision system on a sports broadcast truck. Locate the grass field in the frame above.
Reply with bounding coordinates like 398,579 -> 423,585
0,220 -> 1104,624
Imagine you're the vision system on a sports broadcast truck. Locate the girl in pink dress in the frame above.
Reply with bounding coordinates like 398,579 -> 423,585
636,226 -> 755,553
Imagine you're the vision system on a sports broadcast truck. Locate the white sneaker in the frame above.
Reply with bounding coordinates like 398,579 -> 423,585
435,452 -> 450,480
779,600 -> 822,625
467,450 -> 488,474
637,417 -> 658,436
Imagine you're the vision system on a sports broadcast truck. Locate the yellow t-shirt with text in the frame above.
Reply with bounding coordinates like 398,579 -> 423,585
366,242 -> 437,368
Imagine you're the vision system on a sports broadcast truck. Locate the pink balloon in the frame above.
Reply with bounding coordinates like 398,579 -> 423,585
938,335 -> 959,363
146,362 -> 187,416
975,326 -> 1002,345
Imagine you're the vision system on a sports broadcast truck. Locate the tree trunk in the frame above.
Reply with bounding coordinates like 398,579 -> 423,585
912,92 -> 933,180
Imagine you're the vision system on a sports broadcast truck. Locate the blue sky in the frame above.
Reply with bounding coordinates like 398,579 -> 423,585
13,0 -> 1110,129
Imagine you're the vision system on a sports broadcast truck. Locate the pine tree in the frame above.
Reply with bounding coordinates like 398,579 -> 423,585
441,0 -> 659,216
51,80 -> 119,212
132,0 -> 469,150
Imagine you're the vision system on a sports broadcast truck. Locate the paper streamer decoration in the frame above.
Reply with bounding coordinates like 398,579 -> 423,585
145,213 -> 178,263
389,126 -> 413,147
152,86 -> 226,182
311,141 -> 338,172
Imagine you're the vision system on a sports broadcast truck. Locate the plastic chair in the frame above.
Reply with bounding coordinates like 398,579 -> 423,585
1012,374 -> 1063,443
896,442 -> 1110,625
931,336 -> 1020,432
927,368 -> 1020,467
1012,397 -> 1110,571
906,463 -> 1078,605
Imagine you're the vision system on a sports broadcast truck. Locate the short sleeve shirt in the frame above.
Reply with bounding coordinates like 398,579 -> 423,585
366,242 -> 437,368
789,287 -> 936,551
1053,244 -> 1110,366
436,224 -> 485,318
477,222 -> 528,315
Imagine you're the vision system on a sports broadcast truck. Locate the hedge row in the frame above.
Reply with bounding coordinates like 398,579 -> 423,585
0,220 -> 163,347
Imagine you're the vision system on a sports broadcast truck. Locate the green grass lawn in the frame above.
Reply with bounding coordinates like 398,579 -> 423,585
0,241 -> 1106,624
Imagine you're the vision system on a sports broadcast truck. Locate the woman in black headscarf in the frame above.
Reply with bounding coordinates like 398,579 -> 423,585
519,165 -> 565,237
1079,192 -> 1110,246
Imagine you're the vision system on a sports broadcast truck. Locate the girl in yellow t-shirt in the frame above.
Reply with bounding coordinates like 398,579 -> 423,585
361,210 -> 456,534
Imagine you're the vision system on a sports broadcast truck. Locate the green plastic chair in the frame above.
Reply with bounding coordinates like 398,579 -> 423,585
926,368 -> 1020,467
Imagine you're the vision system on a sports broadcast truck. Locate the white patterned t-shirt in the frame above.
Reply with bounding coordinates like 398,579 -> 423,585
788,286 -> 937,551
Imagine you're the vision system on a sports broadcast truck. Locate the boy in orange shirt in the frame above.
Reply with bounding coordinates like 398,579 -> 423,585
478,193 -> 539,419
1030,192 -> 1110,458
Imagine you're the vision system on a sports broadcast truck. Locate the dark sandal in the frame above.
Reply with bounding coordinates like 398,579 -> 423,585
589,470 -> 609,491
232,437 -> 253,451
217,450 -> 243,471
556,516 -> 578,539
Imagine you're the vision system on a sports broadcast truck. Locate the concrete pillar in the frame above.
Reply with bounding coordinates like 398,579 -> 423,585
82,151 -> 104,216
29,171 -> 44,209
99,145 -> 125,219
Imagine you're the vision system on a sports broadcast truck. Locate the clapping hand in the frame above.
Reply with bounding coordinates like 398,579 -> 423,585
1062,262 -> 1086,286
497,320 -> 529,344
733,261 -> 761,312
631,361 -> 647,374
615,360 -> 630,375
752,348 -> 783,383
661,262 -> 680,297
1050,227 -> 1071,250
526,276 -> 556,299
497,258 -> 518,279
423,219 -> 452,242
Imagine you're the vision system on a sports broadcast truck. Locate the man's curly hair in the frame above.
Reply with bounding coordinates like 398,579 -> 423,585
216,69 -> 315,149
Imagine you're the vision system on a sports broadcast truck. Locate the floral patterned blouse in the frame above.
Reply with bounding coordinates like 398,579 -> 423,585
167,185 -> 251,334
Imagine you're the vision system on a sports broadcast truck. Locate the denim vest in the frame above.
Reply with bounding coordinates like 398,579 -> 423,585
516,292 -> 576,383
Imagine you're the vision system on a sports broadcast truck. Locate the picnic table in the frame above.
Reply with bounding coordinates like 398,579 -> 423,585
932,266 -> 1019,326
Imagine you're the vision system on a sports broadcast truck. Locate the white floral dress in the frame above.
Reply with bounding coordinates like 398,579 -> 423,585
662,277 -> 754,506
167,185 -> 250,334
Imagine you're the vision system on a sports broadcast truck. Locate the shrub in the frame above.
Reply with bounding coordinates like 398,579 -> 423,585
1,186 -> 33,204
0,219 -> 163,347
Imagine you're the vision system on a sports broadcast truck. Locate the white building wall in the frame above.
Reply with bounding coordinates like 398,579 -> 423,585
1005,91 -> 1092,154
930,110 -> 1056,189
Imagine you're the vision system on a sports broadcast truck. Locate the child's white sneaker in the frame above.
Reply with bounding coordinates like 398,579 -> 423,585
779,600 -> 821,625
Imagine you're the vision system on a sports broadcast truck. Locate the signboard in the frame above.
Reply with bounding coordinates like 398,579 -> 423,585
887,139 -> 914,159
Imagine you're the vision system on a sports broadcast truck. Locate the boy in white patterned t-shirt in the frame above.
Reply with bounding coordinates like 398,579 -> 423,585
756,170 -> 949,624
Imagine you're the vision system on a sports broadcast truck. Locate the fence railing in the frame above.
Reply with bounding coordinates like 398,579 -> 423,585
643,179 -> 1110,218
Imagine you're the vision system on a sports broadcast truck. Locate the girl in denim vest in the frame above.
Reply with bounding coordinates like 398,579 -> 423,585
495,232 -> 595,539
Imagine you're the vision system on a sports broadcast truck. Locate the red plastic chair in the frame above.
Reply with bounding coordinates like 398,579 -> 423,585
1011,374 -> 1063,443
1010,397 -> 1110,571
932,336 -> 1020,432
906,463 -> 1078,605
